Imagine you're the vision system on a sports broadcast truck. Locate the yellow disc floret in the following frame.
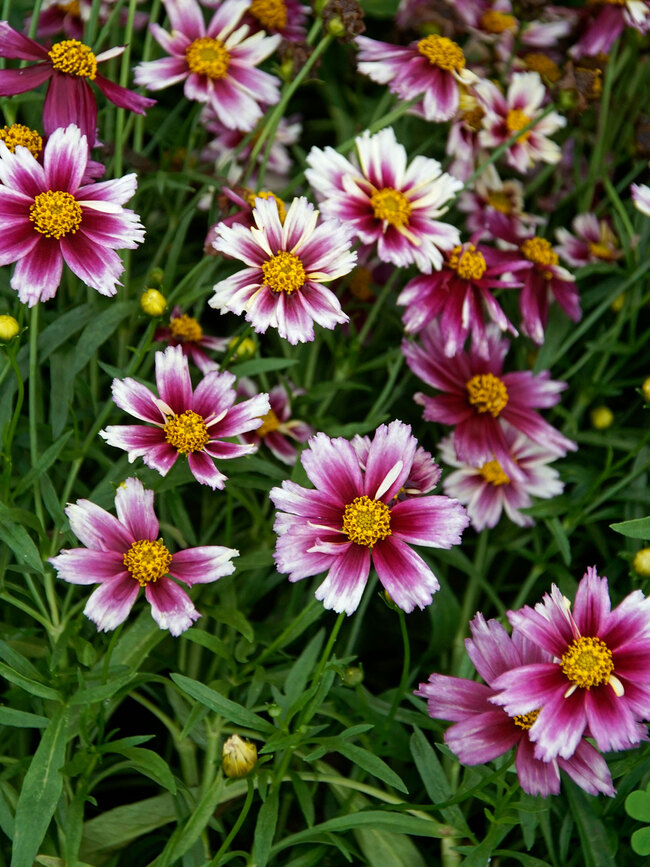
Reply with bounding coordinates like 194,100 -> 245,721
513,708 -> 540,730
486,190 -> 513,214
480,10 -> 517,33
342,495 -> 391,548
448,244 -> 487,280
417,35 -> 465,72
29,190 -> 82,239
523,53 -> 561,83
466,373 -> 509,417
164,410 -> 210,455
250,0 -> 288,30
370,187 -> 412,229
506,108 -> 532,142
246,190 -> 287,223
561,636 -> 614,689
170,314 -> 203,343
520,237 -> 559,268
479,459 -> 510,486
123,539 -> 172,587
262,251 -> 306,294
48,39 -> 97,79
185,37 -> 230,79
257,408 -> 281,437
0,123 -> 43,158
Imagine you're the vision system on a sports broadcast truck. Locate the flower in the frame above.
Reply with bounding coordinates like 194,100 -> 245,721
204,0 -> 310,43
438,424 -> 564,532
238,378 -> 314,465
0,22 -> 155,146
416,613 -> 615,797
352,436 -> 442,497
222,734 -> 258,777
49,477 -> 238,635
0,124 -> 144,306
457,165 -> 543,238
306,127 -> 462,273
632,183 -> 650,217
269,420 -> 469,615
209,196 -> 355,345
402,322 -> 576,480
355,33 -> 477,122
492,567 -> 650,760
100,344 -> 270,489
134,0 -> 281,132
154,306 -> 227,373
571,1 -> 650,58
555,214 -> 622,267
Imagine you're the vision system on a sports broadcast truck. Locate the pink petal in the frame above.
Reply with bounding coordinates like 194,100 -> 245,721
372,536 -> 439,612
465,614 -> 523,686
169,545 -> 238,585
43,74 -> 97,145
584,685 -> 644,753
114,477 -> 159,541
0,63 -> 52,95
49,548 -> 126,584
514,737 -> 560,797
390,496 -> 469,548
364,420 -> 416,501
144,576 -> 200,636
558,740 -> 615,797
94,73 -> 156,113
314,543 -> 370,614
60,231 -> 123,296
84,572 -> 140,632
43,124 -> 87,192
99,425 -> 178,476
111,377 -> 162,423
445,710 -> 520,765
415,673 -> 494,721
573,566 -> 611,637
301,433 -> 363,507
65,498 -> 132,552
155,345 -> 192,412
187,450 -> 228,489
11,236 -> 64,306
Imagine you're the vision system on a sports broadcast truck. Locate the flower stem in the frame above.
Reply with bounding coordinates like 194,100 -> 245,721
1,345 -> 24,498
28,306 -> 44,530
379,609 -> 411,740
209,776 -> 255,865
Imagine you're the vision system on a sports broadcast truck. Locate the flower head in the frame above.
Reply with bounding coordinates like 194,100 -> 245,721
238,378 -> 314,464
154,306 -> 227,373
555,214 -> 622,267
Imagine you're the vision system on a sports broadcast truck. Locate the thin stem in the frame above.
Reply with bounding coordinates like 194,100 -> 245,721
28,306 -> 44,530
311,611 -> 346,686
2,345 -> 24,497
356,269 -> 399,346
379,609 -> 411,740
209,777 -> 255,865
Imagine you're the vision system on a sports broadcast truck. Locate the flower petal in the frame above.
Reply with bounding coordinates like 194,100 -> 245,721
145,576 -> 201,636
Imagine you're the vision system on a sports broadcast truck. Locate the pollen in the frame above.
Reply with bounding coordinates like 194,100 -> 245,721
257,408 -> 281,437
262,251 -> 306,294
486,190 -> 513,214
513,708 -> 540,730
561,636 -> 614,689
185,37 -> 230,80
479,459 -> 510,486
170,314 -> 203,343
466,373 -> 509,417
29,190 -> 83,239
342,496 -> 391,548
48,39 -> 97,79
250,0 -> 288,30
370,187 -> 412,229
123,539 -> 172,587
417,35 -> 466,72
506,108 -> 532,143
523,53 -> 561,83
164,410 -> 210,455
480,9 -> 517,33
448,244 -> 487,280
521,237 -> 559,268
0,123 -> 43,158
246,190 -> 287,223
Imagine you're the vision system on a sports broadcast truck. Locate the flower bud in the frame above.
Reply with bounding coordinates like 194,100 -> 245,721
611,293 -> 625,312
342,665 -> 364,687
222,734 -> 257,778
148,268 -> 165,287
642,377 -> 650,403
0,315 -> 20,343
228,336 -> 256,360
140,289 -> 167,317
633,548 -> 650,577
590,405 -> 613,430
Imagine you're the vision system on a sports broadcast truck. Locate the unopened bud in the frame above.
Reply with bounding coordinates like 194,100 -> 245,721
342,665 -> 364,687
0,315 -> 20,342
642,377 -> 650,403
611,292 -> 625,312
148,267 -> 165,288
140,289 -> 167,317
222,734 -> 257,778
633,548 -> 650,577
228,336 -> 256,360
590,405 -> 613,430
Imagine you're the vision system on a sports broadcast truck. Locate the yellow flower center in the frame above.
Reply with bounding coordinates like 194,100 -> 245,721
170,314 -> 203,343
29,190 -> 82,239
262,251 -> 306,294
448,244 -> 487,280
370,187 -> 412,228
523,53 -> 561,83
164,410 -> 210,455
561,636 -> 614,689
486,190 -> 513,214
588,241 -> 615,260
0,123 -> 43,158
480,9 -> 518,33
185,37 -> 230,80
59,1 -> 81,15
417,35 -> 466,72
246,190 -> 287,223
466,373 -> 509,417
521,237 -> 559,268
348,266 -> 374,301
464,105 -> 485,131
478,458 -> 510,486
48,39 -> 97,79
257,408 -> 281,437
506,108 -> 532,142
513,708 -> 540,730
123,539 -> 172,587
342,495 -> 391,548
250,0 -> 288,30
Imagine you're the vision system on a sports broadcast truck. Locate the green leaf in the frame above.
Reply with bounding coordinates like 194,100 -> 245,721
209,606 -> 255,642
253,788 -> 280,867
0,520 -> 44,575
230,357 -> 298,377
306,740 -> 407,794
545,517 -> 571,566
10,705 -> 69,867
284,630 -> 324,708
182,628 -> 229,659
410,729 -> 470,835
631,827 -> 650,857
0,661 -> 60,701
69,673 -> 135,705
155,773 -> 225,867
626,784 -> 650,822
565,779 -> 616,867
103,747 -> 176,794
0,706 -> 49,728
170,674 -> 274,733
13,431 -> 73,497
610,516 -> 650,539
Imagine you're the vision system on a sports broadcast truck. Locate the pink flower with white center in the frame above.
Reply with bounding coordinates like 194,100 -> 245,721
555,214 -> 622,268
203,0 -> 310,42
458,165 -> 543,238
269,420 -> 469,615
396,238 -> 522,357
438,424 -> 564,532
632,183 -> 650,217
49,477 -> 238,636
100,345 -> 270,490
492,567 -> 650,761
571,1 -> 650,57
306,127 -> 462,273
475,72 -> 566,174
134,0 -> 281,133
352,435 -> 442,498
355,33 -> 477,123
0,22 -> 154,147
154,306 -> 227,374
209,196 -> 355,345
416,613 -> 615,798
238,378 -> 314,465
0,124 -> 144,307
402,322 -> 576,481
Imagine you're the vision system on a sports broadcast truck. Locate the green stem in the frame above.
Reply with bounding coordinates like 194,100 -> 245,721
311,611 -> 346,686
356,269 -> 399,346
111,0 -> 138,179
2,345 -> 24,497
26,0 -> 43,39
209,776 -> 255,865
28,307 -> 44,531
451,530 -> 488,674
380,609 -> 410,740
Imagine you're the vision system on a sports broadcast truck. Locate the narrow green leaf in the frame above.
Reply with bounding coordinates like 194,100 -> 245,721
156,774 -> 225,867
103,747 -> 176,794
565,780 -> 616,867
410,729 -> 470,835
0,521 -> 44,574
610,516 -> 650,539
0,706 -> 49,728
182,628 -> 229,659
284,630 -> 324,708
69,674 -> 135,705
170,674 -> 274,733
13,431 -> 73,497
0,638 -> 47,680
252,789 -> 280,867
306,740 -> 407,794
0,661 -> 60,701
230,357 -> 298,377
545,517 -> 571,566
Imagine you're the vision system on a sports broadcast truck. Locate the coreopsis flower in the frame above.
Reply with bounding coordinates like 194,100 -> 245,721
270,420 -> 469,615
204,0 -> 309,42
396,239 -> 523,357
457,165 -> 543,238
571,1 -> 650,57
352,435 -> 442,497
306,127 -> 462,273
134,0 -> 281,132
555,214 -> 622,267
49,477 -> 238,635
632,183 -> 650,217
100,345 -> 270,490
154,306 -> 227,373
209,196 -> 355,345
0,23 -> 155,146
438,424 -> 564,532
475,72 -> 566,174
238,378 -> 313,464
416,613 -> 615,798
402,322 -> 576,480
492,567 -> 650,761
355,33 -> 477,122
0,124 -> 144,306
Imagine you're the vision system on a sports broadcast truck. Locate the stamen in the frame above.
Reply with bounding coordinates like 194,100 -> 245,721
480,10 -> 517,33
448,244 -> 487,280
342,495 -> 391,548
29,190 -> 83,239
164,410 -> 210,455
478,459 -> 510,486
48,39 -> 97,79
246,190 -> 286,223
0,123 -> 42,158
262,251 -> 306,294
466,373 -> 509,417
560,636 -> 614,689
521,237 -> 559,269
250,0 -> 288,30
170,314 -> 203,343
123,539 -> 172,587
513,708 -> 540,730
506,108 -> 532,143
486,190 -> 513,214
370,187 -> 412,229
417,35 -> 465,72
257,408 -> 281,437
185,37 -> 230,80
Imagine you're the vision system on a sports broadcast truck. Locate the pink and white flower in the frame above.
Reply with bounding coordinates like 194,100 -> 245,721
100,345 -> 270,490
0,124 -> 144,306
49,477 -> 238,635
154,306 -> 227,374
134,0 -> 281,132
492,567 -> 650,760
416,613 -> 615,798
209,196 -> 355,345
632,183 -> 650,217
352,436 -> 442,497
306,127 -> 462,273
439,424 -> 564,532
238,378 -> 314,465
269,420 -> 469,615
203,0 -> 310,42
555,214 -> 622,268
571,1 -> 650,58
458,165 -> 543,238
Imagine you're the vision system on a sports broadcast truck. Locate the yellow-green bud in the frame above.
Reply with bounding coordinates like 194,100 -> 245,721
222,734 -> 257,778
642,377 -> 650,403
0,314 -> 20,342
148,267 -> 165,288
342,665 -> 364,687
590,405 -> 614,430
611,293 -> 625,312
140,289 -> 167,317
633,548 -> 650,577
325,14 -> 346,37
228,336 -> 256,360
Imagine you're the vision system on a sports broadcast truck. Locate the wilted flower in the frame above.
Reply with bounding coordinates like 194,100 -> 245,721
571,0 -> 650,58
